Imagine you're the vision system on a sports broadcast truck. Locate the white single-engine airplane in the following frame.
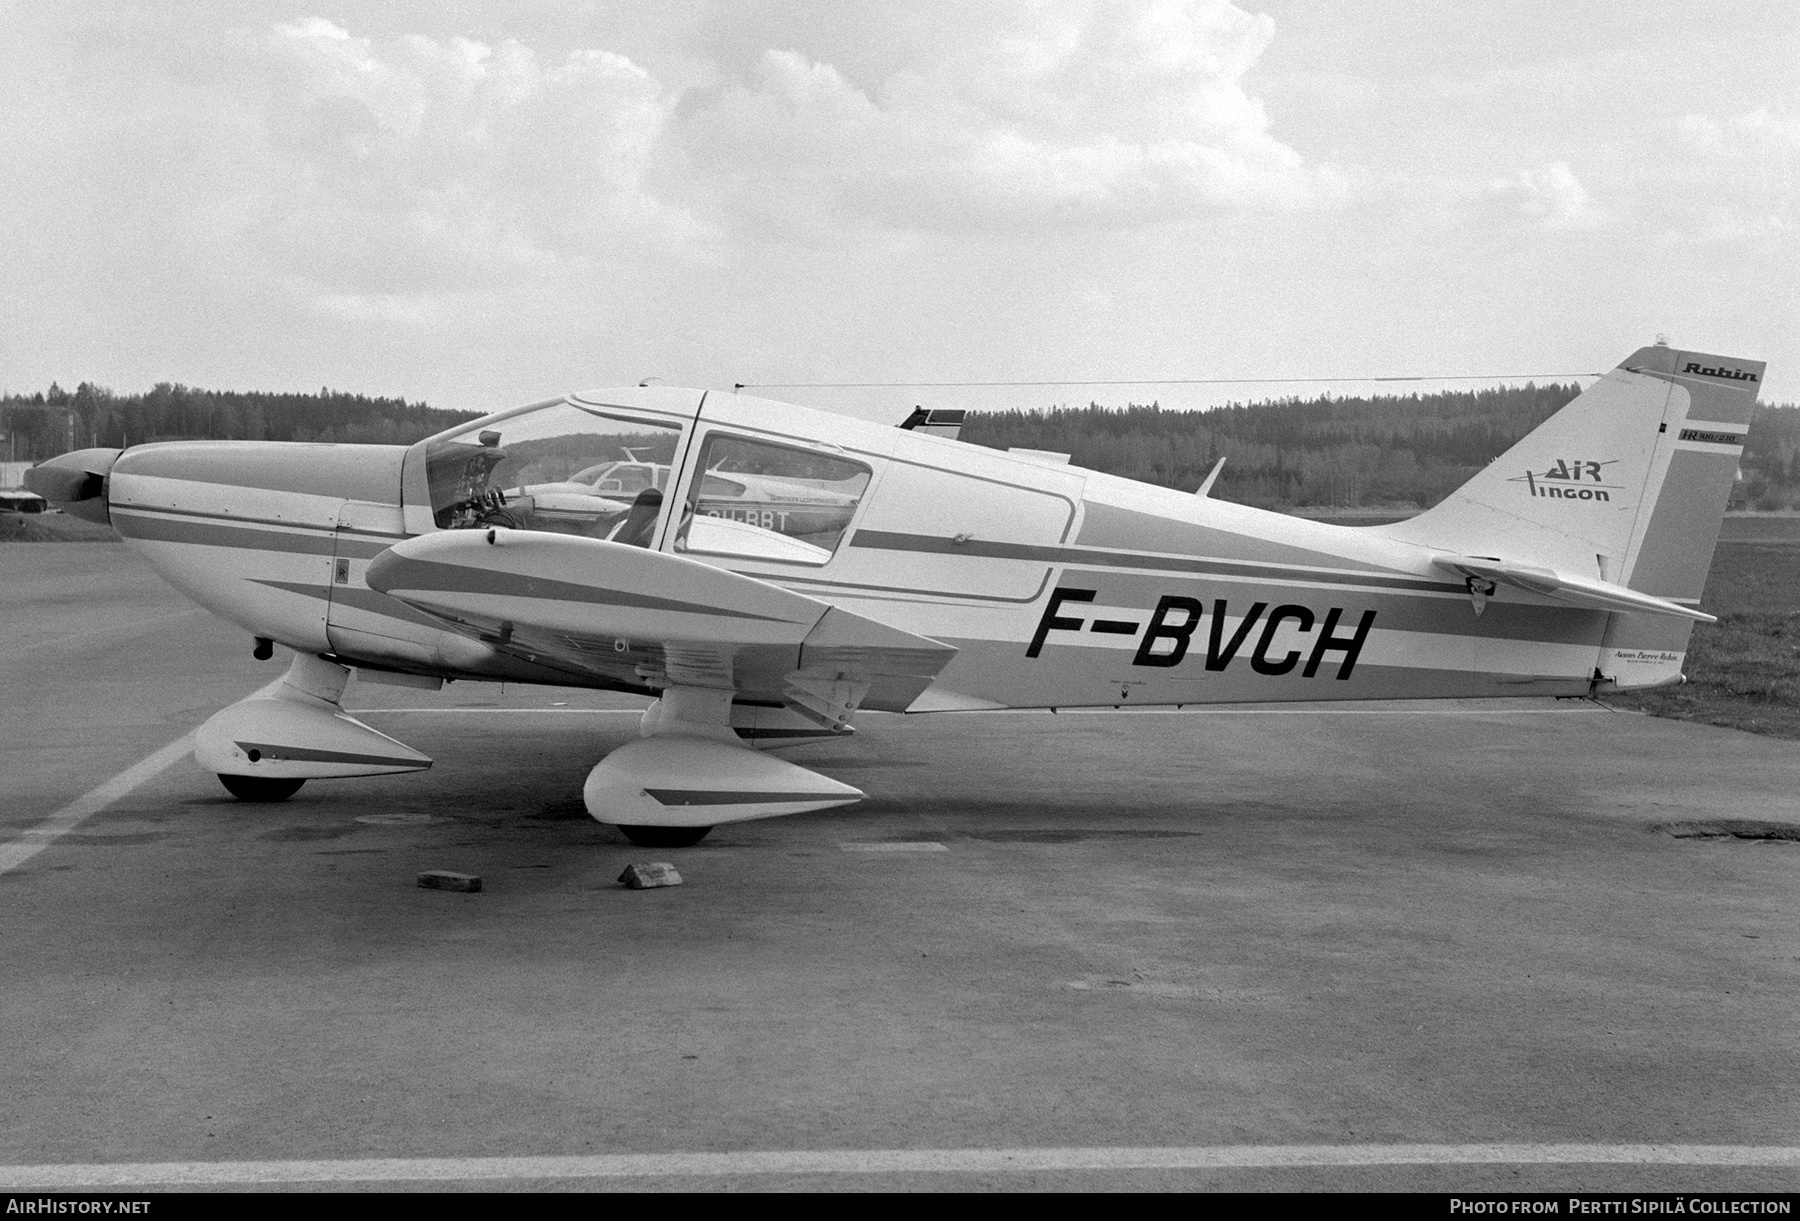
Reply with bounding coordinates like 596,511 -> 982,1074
26,342 -> 1762,847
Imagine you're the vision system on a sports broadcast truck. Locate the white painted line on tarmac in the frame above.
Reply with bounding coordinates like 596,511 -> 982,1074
0,733 -> 195,876
5,1144 -> 1800,1187
351,706 -> 1598,718
350,708 -> 645,715
840,842 -> 949,853
1043,707 -> 1602,717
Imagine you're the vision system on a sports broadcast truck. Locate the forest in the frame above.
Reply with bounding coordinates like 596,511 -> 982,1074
0,382 -> 478,458
962,385 -> 1800,512
5,380 -> 1798,512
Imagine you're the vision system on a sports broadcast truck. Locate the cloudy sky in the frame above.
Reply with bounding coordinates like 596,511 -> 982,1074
1,1 -> 1794,420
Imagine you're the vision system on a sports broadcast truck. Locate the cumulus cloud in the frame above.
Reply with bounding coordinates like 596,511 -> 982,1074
9,5 -> 1339,332
679,0 -> 1344,232
250,19 -> 696,310
1494,161 -> 1606,231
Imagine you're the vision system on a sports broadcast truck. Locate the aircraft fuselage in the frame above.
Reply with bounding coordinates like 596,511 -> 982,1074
101,385 -> 1611,714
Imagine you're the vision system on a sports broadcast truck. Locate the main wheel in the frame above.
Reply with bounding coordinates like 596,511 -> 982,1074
615,824 -> 712,848
219,775 -> 306,803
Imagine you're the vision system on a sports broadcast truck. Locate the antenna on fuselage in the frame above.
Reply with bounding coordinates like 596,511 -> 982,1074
898,407 -> 966,440
1195,456 -> 1226,498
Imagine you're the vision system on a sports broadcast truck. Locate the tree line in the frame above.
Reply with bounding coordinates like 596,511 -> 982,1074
1,382 -> 479,460
962,385 -> 1800,512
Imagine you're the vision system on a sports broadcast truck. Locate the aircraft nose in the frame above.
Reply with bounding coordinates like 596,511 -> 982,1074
23,447 -> 122,525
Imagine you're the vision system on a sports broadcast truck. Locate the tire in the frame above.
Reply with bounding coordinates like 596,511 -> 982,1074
219,774 -> 306,803
615,824 -> 712,848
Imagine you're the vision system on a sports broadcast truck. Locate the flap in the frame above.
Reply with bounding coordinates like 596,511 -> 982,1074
797,607 -> 958,713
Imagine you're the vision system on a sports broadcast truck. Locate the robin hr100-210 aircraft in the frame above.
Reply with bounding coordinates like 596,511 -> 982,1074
26,342 -> 1763,847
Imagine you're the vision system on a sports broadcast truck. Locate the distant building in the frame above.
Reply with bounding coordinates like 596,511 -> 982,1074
0,461 -> 48,511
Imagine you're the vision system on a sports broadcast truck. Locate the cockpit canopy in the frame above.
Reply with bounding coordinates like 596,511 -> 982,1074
408,392 -> 872,564
420,401 -> 682,541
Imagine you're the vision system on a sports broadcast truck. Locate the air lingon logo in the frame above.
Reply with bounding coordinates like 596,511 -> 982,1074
1507,457 -> 1622,502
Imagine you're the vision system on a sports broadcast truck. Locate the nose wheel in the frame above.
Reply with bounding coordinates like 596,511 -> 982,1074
615,825 -> 713,848
219,775 -> 306,803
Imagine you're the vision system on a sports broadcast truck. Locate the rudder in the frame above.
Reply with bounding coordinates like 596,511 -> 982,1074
1598,346 -> 1763,686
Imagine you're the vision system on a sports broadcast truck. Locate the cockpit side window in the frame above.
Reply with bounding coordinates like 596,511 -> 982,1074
422,404 -> 683,547
674,433 -> 872,565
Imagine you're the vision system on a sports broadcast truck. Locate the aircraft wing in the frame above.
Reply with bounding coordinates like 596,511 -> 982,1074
1431,555 -> 1716,623
364,529 -> 957,720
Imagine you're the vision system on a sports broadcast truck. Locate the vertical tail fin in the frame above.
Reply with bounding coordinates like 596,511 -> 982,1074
1380,343 -> 1764,687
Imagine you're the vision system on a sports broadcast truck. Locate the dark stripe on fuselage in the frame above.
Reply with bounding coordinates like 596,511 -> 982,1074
119,500 -> 405,540
847,529 -> 1464,595
1074,501 -> 1398,574
1054,570 -> 1606,645
113,508 -> 396,559
249,580 -> 450,631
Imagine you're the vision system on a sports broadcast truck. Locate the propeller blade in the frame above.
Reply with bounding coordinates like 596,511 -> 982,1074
23,448 -> 121,525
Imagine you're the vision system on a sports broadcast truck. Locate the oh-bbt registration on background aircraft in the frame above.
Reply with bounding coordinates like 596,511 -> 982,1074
27,342 -> 1762,846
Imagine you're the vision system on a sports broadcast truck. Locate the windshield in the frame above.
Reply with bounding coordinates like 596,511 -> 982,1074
422,403 -> 682,544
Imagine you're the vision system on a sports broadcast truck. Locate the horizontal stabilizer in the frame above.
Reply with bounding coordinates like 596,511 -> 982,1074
1432,555 -> 1715,623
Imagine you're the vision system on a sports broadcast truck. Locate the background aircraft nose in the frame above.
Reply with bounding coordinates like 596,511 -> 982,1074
23,448 -> 122,525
